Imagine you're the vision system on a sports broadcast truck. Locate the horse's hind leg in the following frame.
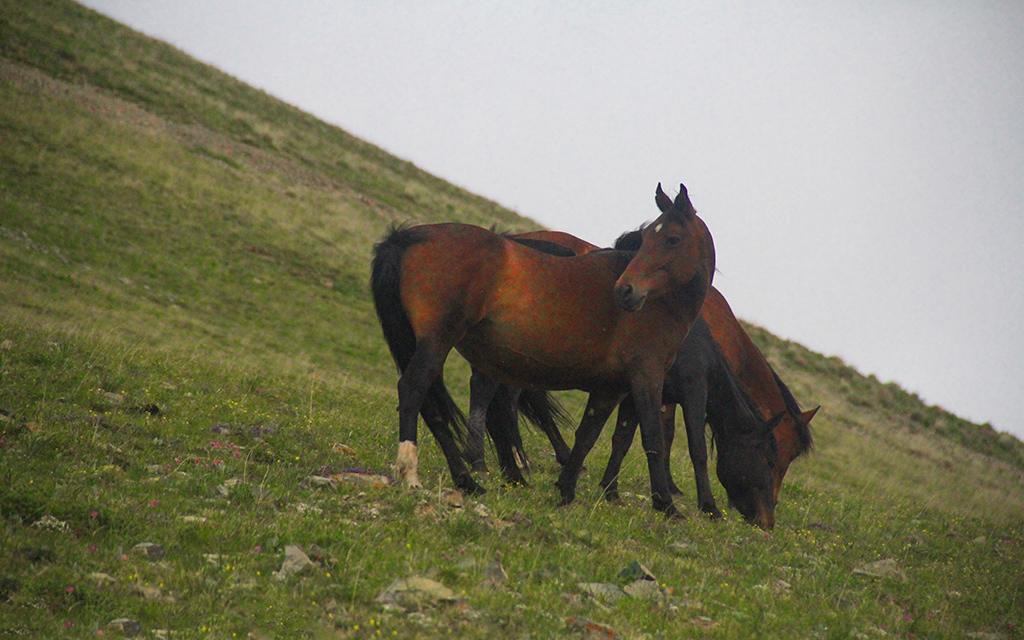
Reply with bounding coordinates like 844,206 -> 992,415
420,385 -> 485,496
396,342 -> 481,495
467,369 -> 500,472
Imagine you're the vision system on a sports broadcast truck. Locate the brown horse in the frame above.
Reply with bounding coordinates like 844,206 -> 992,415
370,184 -> 715,516
484,226 -> 815,528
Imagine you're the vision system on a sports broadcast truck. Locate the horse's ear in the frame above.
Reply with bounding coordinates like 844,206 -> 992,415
655,183 -> 673,213
765,411 -> 786,434
671,183 -> 696,219
799,406 -> 820,424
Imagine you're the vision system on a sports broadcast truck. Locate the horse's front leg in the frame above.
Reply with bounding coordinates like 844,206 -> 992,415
679,380 -> 721,518
555,392 -> 624,506
599,394 -> 639,502
660,403 -> 683,496
631,379 -> 679,518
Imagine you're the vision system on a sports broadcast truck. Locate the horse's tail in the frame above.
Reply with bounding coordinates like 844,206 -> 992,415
517,389 -> 573,466
370,225 -> 467,436
485,384 -> 529,485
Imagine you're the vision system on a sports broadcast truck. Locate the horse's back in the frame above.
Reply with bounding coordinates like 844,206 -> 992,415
397,224 -> 508,337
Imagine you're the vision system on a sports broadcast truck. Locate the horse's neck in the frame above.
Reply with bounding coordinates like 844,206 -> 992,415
705,351 -> 763,441
659,269 -> 710,328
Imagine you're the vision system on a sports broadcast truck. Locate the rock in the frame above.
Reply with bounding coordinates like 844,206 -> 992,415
305,475 -> 337,488
329,469 -> 394,488
87,572 -> 118,586
666,540 -> 697,555
376,576 -> 459,611
32,515 -> 69,532
566,616 -> 619,638
132,583 -> 176,603
107,618 -> 142,636
132,542 -> 166,561
444,490 -> 464,509
618,560 -> 656,582
623,578 -> 665,601
852,558 -> 906,582
689,616 -> 716,628
273,545 -> 314,580
772,579 -> 792,596
483,555 -> 507,587
578,583 -> 626,603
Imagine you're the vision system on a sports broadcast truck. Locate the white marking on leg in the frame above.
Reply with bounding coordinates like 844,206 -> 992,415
396,440 -> 421,488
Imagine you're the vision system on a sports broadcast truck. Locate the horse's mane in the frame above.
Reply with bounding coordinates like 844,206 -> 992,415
769,366 -> 814,453
613,227 -> 644,251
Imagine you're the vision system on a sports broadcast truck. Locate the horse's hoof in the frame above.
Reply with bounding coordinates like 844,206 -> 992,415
603,491 -> 622,504
456,476 -> 486,496
662,505 -> 686,521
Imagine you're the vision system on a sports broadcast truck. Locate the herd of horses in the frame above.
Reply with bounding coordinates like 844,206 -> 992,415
370,182 -> 817,529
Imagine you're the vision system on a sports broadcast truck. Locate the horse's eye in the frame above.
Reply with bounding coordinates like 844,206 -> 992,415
665,236 -> 681,248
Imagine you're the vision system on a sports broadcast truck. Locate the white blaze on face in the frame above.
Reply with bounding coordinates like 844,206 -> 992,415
396,440 -> 421,488
653,223 -> 663,234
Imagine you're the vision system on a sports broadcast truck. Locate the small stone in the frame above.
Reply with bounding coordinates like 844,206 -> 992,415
618,560 -> 656,582
772,579 -> 792,595
273,545 -> 314,580
87,572 -> 118,586
131,542 -> 165,561
376,576 -> 458,611
32,515 -> 69,532
566,616 -> 619,638
483,554 -> 507,587
623,578 -> 665,601
853,558 -> 906,582
444,490 -> 464,509
107,618 -> 142,636
578,583 -> 626,603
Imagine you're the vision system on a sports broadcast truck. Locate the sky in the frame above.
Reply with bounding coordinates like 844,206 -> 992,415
80,1 -> 1024,439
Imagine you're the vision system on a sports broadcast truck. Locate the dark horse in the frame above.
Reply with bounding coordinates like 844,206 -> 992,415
699,286 -> 818,505
370,184 -> 715,516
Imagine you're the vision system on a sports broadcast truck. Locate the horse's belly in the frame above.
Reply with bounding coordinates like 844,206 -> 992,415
455,322 -> 617,391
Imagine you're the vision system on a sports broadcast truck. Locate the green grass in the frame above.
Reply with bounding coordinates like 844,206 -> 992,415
1,324 -> 1021,638
0,1 -> 1022,637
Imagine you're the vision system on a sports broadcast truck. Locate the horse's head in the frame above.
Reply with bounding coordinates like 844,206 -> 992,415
715,412 -> 783,530
613,183 -> 715,312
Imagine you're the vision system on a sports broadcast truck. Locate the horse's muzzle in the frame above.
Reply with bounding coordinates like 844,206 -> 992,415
613,283 -> 646,312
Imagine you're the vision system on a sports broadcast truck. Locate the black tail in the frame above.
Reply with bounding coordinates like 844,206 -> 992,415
370,225 -> 467,439
485,384 -> 529,486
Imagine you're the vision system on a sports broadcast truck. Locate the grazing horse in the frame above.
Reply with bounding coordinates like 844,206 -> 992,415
370,184 -> 715,516
598,315 -> 783,527
699,286 -> 818,503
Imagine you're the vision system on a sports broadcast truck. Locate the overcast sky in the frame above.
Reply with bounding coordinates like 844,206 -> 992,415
80,1 -> 1024,439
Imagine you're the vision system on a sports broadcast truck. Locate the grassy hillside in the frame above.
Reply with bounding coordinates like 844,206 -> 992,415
1,1 -> 1022,638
